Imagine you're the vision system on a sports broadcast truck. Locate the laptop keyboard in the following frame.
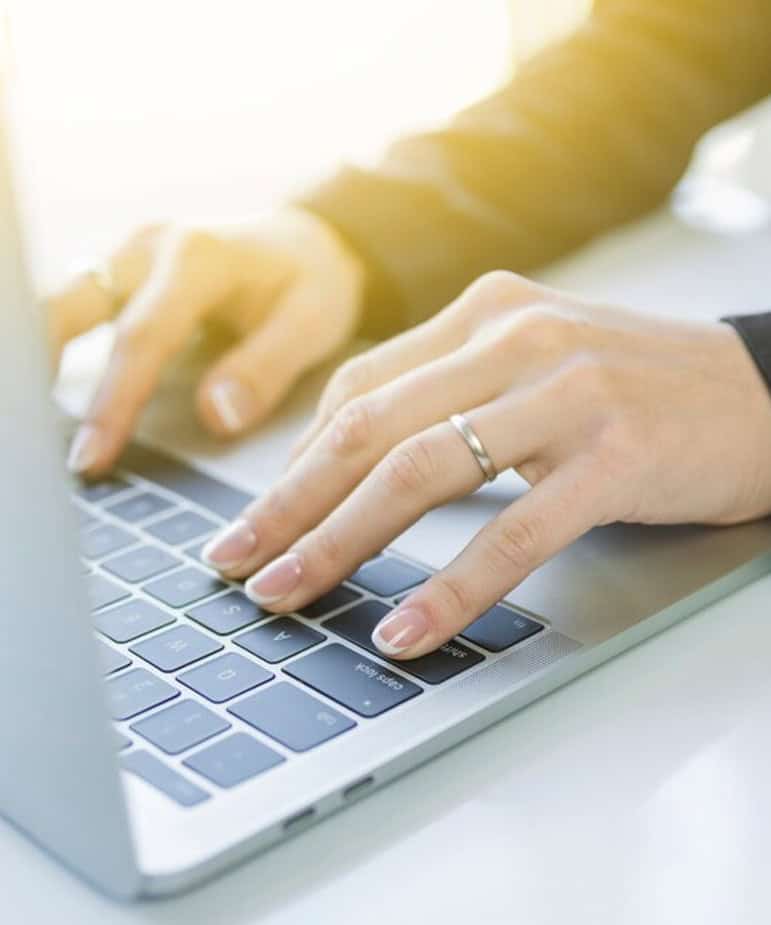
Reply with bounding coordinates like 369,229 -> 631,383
75,445 -> 545,808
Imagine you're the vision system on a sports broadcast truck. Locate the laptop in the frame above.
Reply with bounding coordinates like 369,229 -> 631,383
3,93 -> 771,902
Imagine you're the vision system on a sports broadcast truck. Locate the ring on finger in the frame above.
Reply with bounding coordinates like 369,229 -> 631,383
449,412 -> 498,483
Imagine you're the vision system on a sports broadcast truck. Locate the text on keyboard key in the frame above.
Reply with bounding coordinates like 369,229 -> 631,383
105,668 -> 179,720
229,682 -> 355,752
234,617 -> 325,663
284,643 -> 422,717
122,750 -> 209,806
145,510 -> 218,546
130,699 -> 230,755
178,652 -> 273,703
183,732 -> 284,788
94,599 -> 175,643
143,566 -> 225,608
80,523 -> 135,560
460,605 -> 543,652
106,491 -> 175,524
325,600 -> 484,684
87,574 -> 131,611
187,590 -> 265,635
130,625 -> 223,672
348,556 -> 430,598
102,545 -> 181,583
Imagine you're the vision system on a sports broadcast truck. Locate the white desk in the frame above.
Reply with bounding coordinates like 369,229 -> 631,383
7,155 -> 771,922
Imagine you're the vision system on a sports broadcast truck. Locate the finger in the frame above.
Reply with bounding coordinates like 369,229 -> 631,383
239,385 -> 570,613
196,275 -> 352,437
68,233 -> 235,476
202,342 -> 514,578
374,455 -> 603,659
47,271 -> 119,368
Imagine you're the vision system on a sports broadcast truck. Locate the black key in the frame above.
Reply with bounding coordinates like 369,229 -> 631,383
229,682 -> 355,752
285,643 -> 421,717
460,605 -> 543,652
235,617 -> 324,664
143,567 -> 225,608
94,599 -> 175,643
87,574 -> 131,611
114,730 -> 132,751
183,732 -> 283,788
299,584 -> 362,619
325,600 -> 484,685
130,625 -> 223,672
130,699 -> 230,755
76,477 -> 130,503
145,510 -> 218,546
96,639 -> 131,675
105,668 -> 179,720
187,590 -> 265,635
106,491 -> 175,524
121,443 -> 255,519
102,545 -> 181,583
348,556 -> 430,598
178,652 -> 273,703
122,750 -> 209,806
80,523 -> 135,560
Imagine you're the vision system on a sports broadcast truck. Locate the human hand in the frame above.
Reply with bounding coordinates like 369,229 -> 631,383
50,207 -> 365,476
201,271 -> 771,659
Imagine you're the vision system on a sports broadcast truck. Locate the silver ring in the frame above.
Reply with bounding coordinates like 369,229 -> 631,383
449,413 -> 498,483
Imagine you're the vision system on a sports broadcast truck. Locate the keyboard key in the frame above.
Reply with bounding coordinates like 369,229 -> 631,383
300,584 -> 362,619
183,732 -> 283,788
102,545 -> 182,583
143,567 -> 225,608
74,506 -> 96,529
122,750 -> 209,807
235,617 -> 324,664
285,643 -> 422,717
121,443 -> 255,519
130,625 -> 223,672
325,601 -> 484,684
87,574 -> 131,611
76,477 -> 130,504
106,668 -> 179,720
114,730 -> 132,751
187,590 -> 265,635
96,639 -> 131,675
94,599 -> 175,643
183,540 -> 207,563
229,682 -> 355,752
80,523 -> 135,560
106,491 -> 175,524
179,652 -> 273,703
145,510 -> 218,546
460,605 -> 543,652
348,556 -> 430,598
130,699 -> 230,755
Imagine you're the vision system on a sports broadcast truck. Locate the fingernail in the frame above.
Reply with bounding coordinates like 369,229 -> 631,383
67,424 -> 102,473
371,607 -> 430,656
245,553 -> 302,605
209,378 -> 257,432
201,518 -> 257,570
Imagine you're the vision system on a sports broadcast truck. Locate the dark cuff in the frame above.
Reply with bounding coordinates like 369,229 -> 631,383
722,312 -> 771,395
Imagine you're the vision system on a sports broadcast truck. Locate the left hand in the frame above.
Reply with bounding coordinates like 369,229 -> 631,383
202,271 -> 771,659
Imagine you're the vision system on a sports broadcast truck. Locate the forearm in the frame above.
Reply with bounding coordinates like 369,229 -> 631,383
300,0 -> 771,337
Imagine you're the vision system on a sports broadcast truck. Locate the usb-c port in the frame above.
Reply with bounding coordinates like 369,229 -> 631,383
342,776 -> 374,801
283,807 -> 316,833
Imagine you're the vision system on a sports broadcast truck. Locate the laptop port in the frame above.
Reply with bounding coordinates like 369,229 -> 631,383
282,807 -> 316,833
342,776 -> 374,801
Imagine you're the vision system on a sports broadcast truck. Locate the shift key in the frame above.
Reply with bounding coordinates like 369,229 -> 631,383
284,643 -> 421,718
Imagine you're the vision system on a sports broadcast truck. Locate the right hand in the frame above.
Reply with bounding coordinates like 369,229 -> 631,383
50,207 -> 365,477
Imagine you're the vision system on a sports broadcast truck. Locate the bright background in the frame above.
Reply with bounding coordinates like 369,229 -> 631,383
7,0 -> 589,289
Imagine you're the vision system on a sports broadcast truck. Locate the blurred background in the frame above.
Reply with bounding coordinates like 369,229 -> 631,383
8,0 -> 590,291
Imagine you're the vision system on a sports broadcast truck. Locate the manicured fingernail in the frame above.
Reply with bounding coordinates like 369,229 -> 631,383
201,518 -> 257,570
245,553 -> 302,605
209,378 -> 256,432
371,607 -> 430,656
67,424 -> 102,473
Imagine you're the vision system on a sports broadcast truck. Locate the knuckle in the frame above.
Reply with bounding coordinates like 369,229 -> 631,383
559,353 -> 614,396
328,397 -> 375,456
378,436 -> 440,496
428,573 -> 475,622
510,305 -> 576,352
253,489 -> 290,538
328,355 -> 373,405
484,517 -> 541,575
307,525 -> 343,569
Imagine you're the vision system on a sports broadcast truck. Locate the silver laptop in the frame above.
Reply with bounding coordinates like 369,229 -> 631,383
3,90 -> 771,901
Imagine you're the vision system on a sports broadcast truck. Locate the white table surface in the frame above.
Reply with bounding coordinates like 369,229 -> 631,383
7,95 -> 771,920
